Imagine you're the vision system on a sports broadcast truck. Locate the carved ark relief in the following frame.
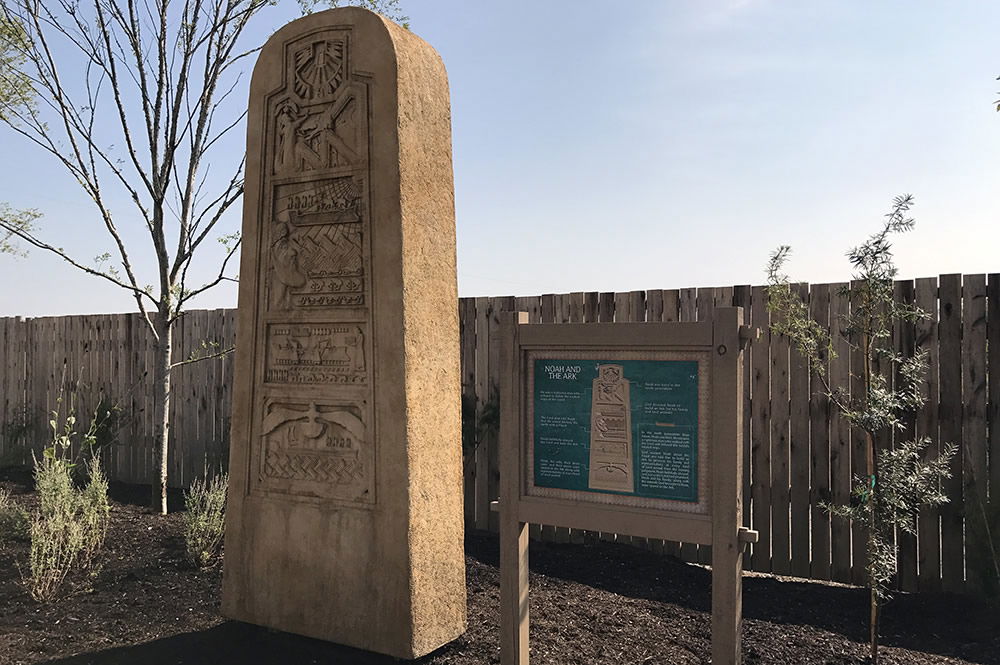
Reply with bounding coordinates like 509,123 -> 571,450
267,178 -> 366,310
258,399 -> 372,502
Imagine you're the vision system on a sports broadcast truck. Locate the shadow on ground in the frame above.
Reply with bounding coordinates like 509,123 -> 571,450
469,533 -> 1000,665
36,621 -> 463,665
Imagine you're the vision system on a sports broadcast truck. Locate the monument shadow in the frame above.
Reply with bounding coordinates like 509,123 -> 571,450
36,621 -> 467,665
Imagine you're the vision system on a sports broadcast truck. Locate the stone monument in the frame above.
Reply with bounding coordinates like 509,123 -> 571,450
222,7 -> 466,659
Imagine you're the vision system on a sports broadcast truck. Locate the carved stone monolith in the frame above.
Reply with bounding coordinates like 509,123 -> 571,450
222,7 -> 466,659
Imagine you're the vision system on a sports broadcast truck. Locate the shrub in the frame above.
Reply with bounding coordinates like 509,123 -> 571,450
183,472 -> 228,567
25,454 -> 110,601
0,487 -> 29,541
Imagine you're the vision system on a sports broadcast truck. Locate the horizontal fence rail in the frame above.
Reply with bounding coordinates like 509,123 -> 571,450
0,274 -> 996,594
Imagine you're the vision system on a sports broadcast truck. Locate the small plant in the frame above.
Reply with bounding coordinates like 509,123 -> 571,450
22,392 -> 112,602
767,195 -> 955,664
183,472 -> 228,567
25,454 -> 110,601
0,487 -> 29,541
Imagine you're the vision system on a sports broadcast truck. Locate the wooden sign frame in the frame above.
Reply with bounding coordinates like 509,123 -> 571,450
498,307 -> 753,665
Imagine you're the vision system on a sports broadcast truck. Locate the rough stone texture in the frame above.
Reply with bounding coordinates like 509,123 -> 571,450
222,7 -> 466,659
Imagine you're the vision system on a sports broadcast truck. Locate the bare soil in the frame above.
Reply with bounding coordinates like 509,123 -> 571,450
1,467 -> 998,665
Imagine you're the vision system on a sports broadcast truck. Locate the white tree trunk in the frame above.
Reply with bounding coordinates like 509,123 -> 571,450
152,314 -> 173,514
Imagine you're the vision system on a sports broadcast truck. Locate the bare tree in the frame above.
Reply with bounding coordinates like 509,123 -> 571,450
0,0 -> 407,513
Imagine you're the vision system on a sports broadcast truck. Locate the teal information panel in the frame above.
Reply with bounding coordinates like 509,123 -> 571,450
532,359 -> 699,502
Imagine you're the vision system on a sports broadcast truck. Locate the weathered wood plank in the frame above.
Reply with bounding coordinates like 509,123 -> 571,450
584,292 -> 599,324
770,284 -> 792,577
750,285 -> 772,573
488,296 -> 515,533
460,299 -> 477,530
828,284 -> 852,584
646,290 -> 664,323
789,283 -> 811,579
938,274 -> 964,591
988,275 -> 1000,543
474,296 -> 491,531
808,283 -> 831,580
962,275 -> 988,591
914,277 -> 941,591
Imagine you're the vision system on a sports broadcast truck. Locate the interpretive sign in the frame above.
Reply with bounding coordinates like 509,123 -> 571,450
498,309 -> 757,665
532,358 -> 700,501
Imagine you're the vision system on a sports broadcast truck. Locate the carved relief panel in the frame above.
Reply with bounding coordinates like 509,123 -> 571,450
272,38 -> 366,176
265,323 -> 367,385
588,364 -> 635,493
250,27 -> 375,504
257,399 -> 372,502
267,178 -> 367,310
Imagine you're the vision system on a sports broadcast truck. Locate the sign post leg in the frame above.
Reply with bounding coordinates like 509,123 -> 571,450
711,306 -> 745,665
500,515 -> 529,665
712,533 -> 744,665
500,311 -> 530,665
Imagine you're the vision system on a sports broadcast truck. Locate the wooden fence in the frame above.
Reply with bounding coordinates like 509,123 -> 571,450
0,274 -> 996,593
0,310 -> 236,487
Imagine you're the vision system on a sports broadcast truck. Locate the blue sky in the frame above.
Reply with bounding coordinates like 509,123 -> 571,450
1,0 -> 998,316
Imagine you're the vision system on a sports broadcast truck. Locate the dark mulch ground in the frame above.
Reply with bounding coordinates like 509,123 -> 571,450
1,467 -> 998,665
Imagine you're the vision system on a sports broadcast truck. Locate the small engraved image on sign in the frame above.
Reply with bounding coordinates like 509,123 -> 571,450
588,364 -> 634,493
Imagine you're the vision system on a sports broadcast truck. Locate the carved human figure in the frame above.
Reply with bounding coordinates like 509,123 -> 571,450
274,101 -> 306,174
269,221 -> 307,309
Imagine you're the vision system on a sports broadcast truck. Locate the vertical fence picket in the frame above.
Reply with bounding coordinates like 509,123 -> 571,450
460,298 -> 477,529
914,277 -> 941,590
962,275 -> 988,591
770,286 -> 792,577
939,274 -> 964,591
488,296 -> 514,533
808,283 -> 831,580
750,285 -> 772,573
988,275 -> 1000,554
473,297 -> 490,531
829,284 -> 852,584
789,283 -> 811,578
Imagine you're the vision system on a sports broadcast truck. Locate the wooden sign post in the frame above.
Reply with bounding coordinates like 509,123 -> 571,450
498,307 -> 755,665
